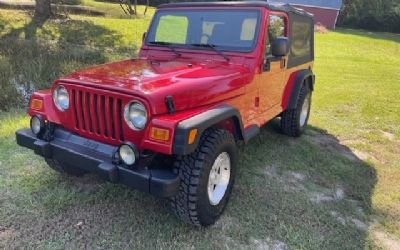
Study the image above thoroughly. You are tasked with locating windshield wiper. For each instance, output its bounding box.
[188,43,230,62]
[148,41,181,57]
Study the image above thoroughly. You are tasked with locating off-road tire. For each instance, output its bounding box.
[281,83,312,137]
[45,158,87,176]
[170,128,238,226]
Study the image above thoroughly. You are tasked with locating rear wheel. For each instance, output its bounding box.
[45,158,87,176]
[170,128,238,226]
[281,83,312,137]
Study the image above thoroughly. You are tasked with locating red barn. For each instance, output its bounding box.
[269,0,343,29]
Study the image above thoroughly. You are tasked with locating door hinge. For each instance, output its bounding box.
[255,97,260,107]
[281,58,286,68]
[263,59,270,71]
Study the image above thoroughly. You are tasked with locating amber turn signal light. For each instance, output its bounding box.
[188,129,198,145]
[31,99,43,110]
[150,127,170,141]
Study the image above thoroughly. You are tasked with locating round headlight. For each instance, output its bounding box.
[53,85,69,111]
[124,101,147,130]
[119,144,137,166]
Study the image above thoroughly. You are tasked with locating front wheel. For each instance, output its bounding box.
[281,84,312,137]
[170,128,238,226]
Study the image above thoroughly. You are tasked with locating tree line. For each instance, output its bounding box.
[337,0,400,33]
[33,0,400,33]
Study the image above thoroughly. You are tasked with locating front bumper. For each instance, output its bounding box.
[15,128,179,198]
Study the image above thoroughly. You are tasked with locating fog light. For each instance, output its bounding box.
[30,115,45,136]
[118,144,137,166]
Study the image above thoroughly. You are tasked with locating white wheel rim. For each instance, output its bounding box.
[300,93,311,127]
[207,152,231,206]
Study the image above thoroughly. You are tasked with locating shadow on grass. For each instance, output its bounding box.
[2,15,48,40]
[0,118,377,249]
[335,28,400,44]
[0,15,136,111]
[0,18,7,30]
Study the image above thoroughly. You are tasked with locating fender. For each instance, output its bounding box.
[172,104,247,155]
[283,69,315,110]
[28,90,61,124]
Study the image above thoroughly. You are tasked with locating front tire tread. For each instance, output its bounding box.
[170,129,236,226]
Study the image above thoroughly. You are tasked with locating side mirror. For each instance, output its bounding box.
[271,37,289,57]
[142,32,147,43]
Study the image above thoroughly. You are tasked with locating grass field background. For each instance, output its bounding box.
[0,7,400,249]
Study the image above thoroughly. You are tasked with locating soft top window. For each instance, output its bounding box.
[291,20,311,58]
[287,13,314,67]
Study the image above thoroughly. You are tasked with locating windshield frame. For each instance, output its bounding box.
[145,8,262,53]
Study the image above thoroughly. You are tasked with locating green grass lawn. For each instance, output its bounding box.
[0,0,156,18]
[81,0,156,18]
[1,9,400,249]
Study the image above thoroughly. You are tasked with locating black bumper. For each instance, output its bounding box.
[15,128,179,198]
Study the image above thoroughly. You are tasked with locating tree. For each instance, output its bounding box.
[34,0,51,19]
[338,0,400,32]
[120,0,150,16]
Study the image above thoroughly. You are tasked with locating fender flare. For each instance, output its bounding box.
[286,69,315,109]
[172,104,247,155]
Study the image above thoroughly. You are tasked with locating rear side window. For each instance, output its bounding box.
[287,14,314,68]
[291,20,311,57]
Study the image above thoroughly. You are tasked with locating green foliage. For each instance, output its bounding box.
[95,0,167,7]
[0,10,149,111]
[338,0,400,33]
[80,0,155,18]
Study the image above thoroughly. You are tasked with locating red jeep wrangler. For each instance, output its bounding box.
[16,1,315,226]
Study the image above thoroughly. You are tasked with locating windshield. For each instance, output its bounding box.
[146,9,261,52]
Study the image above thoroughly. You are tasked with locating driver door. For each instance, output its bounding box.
[259,14,289,114]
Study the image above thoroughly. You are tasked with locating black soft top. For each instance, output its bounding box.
[158,1,313,18]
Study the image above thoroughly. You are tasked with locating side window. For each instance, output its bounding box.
[155,15,188,44]
[291,20,311,57]
[266,15,285,55]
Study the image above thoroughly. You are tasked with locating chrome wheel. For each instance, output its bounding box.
[300,93,311,127]
[207,152,231,206]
